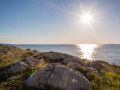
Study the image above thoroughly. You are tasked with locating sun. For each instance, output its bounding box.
[81,13,93,24]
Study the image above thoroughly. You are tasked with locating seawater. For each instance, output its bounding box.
[12,44,120,65]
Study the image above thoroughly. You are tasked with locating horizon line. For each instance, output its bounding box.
[1,43,120,45]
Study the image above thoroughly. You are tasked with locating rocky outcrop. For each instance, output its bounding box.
[87,61,107,71]
[23,57,45,67]
[0,61,28,81]
[0,57,46,81]
[36,52,87,66]
[8,61,28,74]
[26,63,92,90]
[7,57,46,74]
[36,52,68,60]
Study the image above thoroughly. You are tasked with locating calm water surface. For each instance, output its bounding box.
[13,44,120,65]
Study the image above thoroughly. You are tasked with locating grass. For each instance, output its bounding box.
[87,68,120,90]
[0,45,40,69]
[74,64,89,75]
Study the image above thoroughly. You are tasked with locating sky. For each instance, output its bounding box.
[0,0,120,44]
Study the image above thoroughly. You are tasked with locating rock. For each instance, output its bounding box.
[23,57,46,67]
[26,63,92,90]
[68,62,81,70]
[64,57,73,63]
[36,52,68,60]
[87,67,102,77]
[0,49,7,55]
[64,57,87,67]
[26,48,31,51]
[33,50,38,53]
[8,61,28,74]
[8,76,17,80]
[86,67,108,81]
[36,54,45,59]
[23,57,35,67]
[36,52,88,68]
[7,46,16,51]
[87,61,107,71]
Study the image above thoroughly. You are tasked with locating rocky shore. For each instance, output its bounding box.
[0,44,120,90]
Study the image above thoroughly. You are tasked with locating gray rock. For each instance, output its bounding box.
[8,61,28,74]
[26,63,92,90]
[68,62,81,70]
[36,52,68,60]
[64,57,87,67]
[23,57,35,67]
[87,61,107,71]
[23,57,46,67]
[37,52,87,66]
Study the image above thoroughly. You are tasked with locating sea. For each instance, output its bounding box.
[11,44,120,65]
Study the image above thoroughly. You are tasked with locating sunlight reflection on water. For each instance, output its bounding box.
[77,44,97,60]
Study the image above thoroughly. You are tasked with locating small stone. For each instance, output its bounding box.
[33,50,38,53]
[26,48,31,51]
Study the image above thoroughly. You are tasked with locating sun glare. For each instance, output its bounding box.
[81,13,93,24]
[77,44,97,60]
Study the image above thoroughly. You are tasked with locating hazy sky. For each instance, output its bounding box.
[0,0,120,44]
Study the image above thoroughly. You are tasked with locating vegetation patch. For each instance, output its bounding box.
[74,64,89,75]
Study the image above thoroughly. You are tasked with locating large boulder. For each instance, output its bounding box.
[26,63,92,90]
